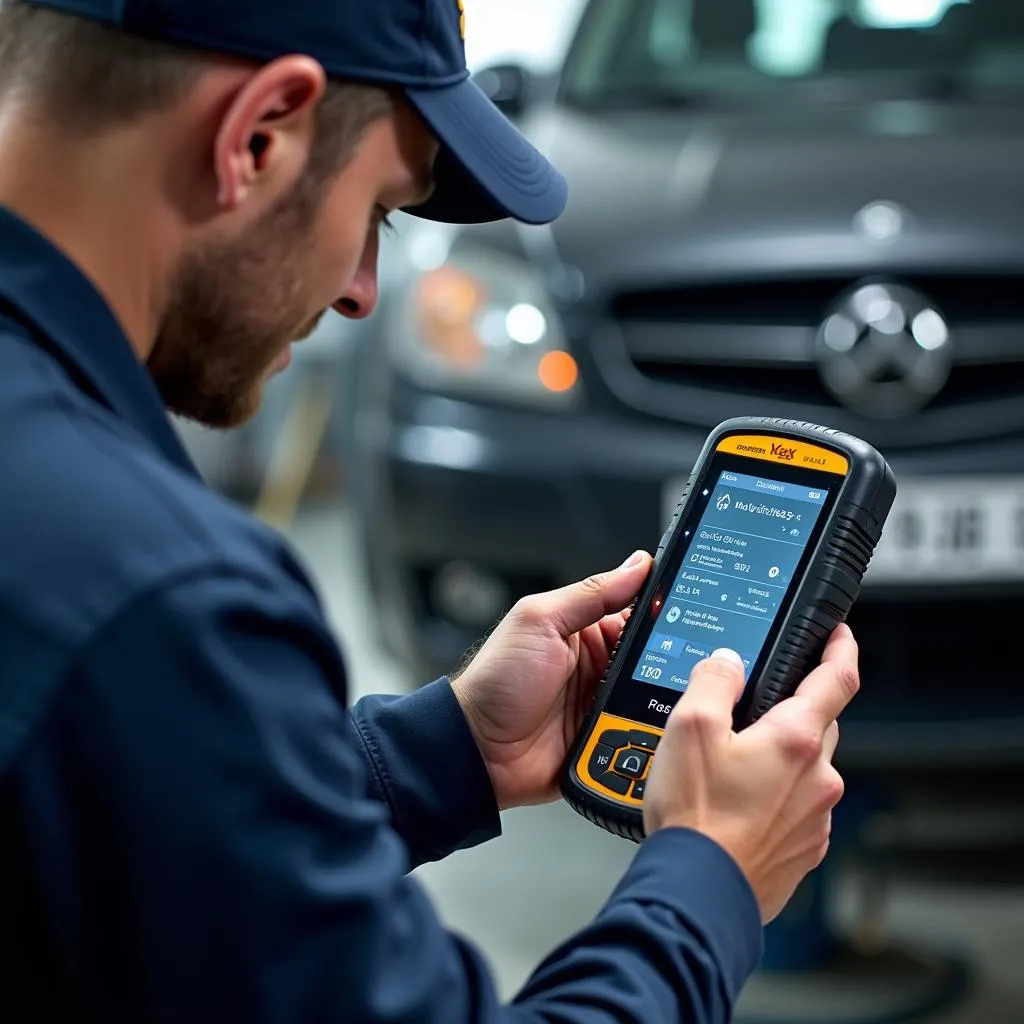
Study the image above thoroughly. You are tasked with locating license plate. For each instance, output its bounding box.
[663,475,1024,585]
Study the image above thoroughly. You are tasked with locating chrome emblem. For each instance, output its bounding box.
[815,281,953,419]
[854,200,907,244]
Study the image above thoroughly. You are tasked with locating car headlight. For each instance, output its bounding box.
[391,241,581,407]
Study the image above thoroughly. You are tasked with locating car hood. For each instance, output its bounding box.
[519,98,1024,298]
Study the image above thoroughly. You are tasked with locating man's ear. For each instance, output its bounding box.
[212,55,327,210]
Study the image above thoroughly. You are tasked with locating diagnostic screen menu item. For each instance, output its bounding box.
[633,470,830,693]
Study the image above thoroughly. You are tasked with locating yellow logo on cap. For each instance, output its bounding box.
[458,0,466,40]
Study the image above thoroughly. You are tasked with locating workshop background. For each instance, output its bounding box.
[178,1,1024,1021]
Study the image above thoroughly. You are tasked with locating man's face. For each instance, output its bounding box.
[148,100,437,430]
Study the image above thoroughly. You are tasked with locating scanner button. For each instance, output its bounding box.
[598,729,630,750]
[588,744,615,778]
[614,749,650,779]
[631,780,646,800]
[599,771,631,796]
[628,730,660,751]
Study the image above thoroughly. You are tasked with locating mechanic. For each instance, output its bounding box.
[0,1,858,1021]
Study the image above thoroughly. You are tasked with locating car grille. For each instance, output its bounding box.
[604,274,1024,447]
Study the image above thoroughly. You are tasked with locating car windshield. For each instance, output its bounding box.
[560,0,1024,108]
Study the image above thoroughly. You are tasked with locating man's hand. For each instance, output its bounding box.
[451,551,653,811]
[643,626,860,923]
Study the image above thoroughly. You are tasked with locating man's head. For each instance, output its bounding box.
[0,0,566,428]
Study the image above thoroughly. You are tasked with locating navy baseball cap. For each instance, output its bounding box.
[20,0,568,226]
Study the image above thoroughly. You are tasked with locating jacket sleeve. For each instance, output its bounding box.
[13,566,763,1023]
[350,680,503,867]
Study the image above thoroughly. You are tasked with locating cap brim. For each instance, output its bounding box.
[402,77,568,226]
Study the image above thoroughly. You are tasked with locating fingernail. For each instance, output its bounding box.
[619,550,644,569]
[710,648,744,668]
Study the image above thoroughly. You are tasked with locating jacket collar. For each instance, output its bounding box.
[0,205,201,479]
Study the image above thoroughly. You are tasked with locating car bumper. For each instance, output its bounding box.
[358,383,1024,776]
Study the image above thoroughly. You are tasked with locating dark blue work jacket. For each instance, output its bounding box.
[0,205,762,1022]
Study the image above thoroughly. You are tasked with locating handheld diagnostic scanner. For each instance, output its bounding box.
[561,417,897,843]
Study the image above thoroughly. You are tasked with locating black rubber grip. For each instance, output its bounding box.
[563,790,647,843]
[745,515,872,723]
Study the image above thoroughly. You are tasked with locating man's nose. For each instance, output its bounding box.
[333,233,380,320]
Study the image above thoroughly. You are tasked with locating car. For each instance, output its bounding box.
[350,0,1024,869]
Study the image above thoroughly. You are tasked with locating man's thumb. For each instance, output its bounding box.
[538,550,652,637]
[672,648,748,734]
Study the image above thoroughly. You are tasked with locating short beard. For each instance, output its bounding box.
[148,171,330,430]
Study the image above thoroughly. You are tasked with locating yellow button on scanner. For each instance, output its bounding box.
[577,714,663,804]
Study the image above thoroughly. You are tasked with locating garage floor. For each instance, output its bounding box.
[284,501,1024,1023]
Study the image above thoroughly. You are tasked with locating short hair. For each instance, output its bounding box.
[0,1,394,175]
